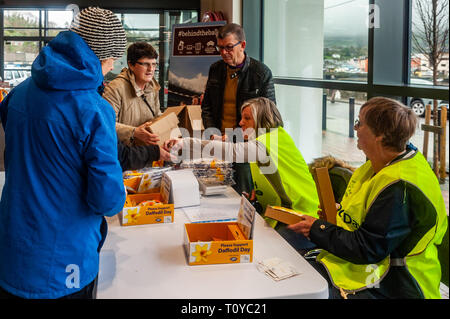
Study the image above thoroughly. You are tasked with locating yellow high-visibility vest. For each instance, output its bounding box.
[317,151,447,298]
[250,127,319,228]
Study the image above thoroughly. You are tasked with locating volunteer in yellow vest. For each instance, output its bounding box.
[166,97,320,250]
[288,97,448,299]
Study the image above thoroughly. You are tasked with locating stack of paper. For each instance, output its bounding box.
[256,257,301,281]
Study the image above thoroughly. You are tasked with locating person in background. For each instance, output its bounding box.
[166,97,319,252]
[0,7,127,299]
[288,97,448,299]
[201,23,276,195]
[103,42,162,146]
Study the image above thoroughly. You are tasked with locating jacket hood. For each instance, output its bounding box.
[31,31,103,90]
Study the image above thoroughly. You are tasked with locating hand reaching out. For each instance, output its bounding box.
[163,138,182,152]
[159,146,177,162]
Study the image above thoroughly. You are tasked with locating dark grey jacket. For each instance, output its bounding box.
[117,140,160,171]
[201,54,276,130]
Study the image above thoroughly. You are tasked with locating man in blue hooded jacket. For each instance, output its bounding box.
[0,7,127,299]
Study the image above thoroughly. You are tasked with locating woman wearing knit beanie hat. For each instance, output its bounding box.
[70,7,127,75]
[70,7,127,61]
[0,8,127,299]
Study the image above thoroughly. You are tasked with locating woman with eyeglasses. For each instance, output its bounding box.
[288,97,448,299]
[103,42,162,146]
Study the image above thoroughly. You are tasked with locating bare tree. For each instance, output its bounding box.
[412,0,449,86]
[412,0,448,177]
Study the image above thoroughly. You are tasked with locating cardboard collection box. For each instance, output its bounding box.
[120,191,174,226]
[121,168,202,226]
[123,167,172,194]
[146,104,204,146]
[264,205,305,225]
[121,167,175,226]
[184,195,256,266]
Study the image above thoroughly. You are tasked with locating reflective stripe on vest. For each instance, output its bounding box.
[316,151,447,298]
[249,127,319,228]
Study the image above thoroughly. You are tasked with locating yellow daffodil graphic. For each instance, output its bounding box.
[125,208,141,224]
[141,177,153,190]
[192,244,212,263]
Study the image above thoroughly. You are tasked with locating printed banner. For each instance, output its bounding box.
[168,21,225,107]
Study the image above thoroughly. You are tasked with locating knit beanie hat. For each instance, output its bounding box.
[69,7,127,60]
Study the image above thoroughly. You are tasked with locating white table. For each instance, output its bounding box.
[97,187,328,299]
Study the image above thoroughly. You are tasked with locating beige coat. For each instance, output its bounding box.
[103,68,162,144]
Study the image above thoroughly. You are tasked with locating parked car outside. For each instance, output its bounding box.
[3,69,29,87]
[409,78,448,118]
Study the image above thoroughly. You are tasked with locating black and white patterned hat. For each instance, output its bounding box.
[69,7,127,60]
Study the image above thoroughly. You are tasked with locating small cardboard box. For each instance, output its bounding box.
[312,167,337,224]
[184,195,256,266]
[120,191,174,226]
[147,112,182,146]
[264,205,305,225]
[163,104,204,135]
[146,105,204,146]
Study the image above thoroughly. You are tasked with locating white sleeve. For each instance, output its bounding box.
[181,138,270,163]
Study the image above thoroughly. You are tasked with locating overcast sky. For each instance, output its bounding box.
[324,0,369,38]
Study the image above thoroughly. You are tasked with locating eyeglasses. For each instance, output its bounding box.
[216,41,241,52]
[135,61,158,69]
[354,118,361,129]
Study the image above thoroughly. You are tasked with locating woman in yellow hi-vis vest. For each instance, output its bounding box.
[289,97,448,299]
[165,97,320,251]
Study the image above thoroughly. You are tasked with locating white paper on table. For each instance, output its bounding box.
[256,257,301,281]
[182,200,240,223]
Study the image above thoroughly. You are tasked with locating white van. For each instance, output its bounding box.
[3,69,29,87]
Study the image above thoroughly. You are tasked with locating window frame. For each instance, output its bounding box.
[244,0,448,105]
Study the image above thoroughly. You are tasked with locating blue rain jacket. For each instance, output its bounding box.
[0,31,125,298]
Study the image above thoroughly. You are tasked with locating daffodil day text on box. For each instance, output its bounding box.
[184,196,256,265]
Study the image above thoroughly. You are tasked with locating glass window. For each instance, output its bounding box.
[324,0,369,82]
[4,71,12,81]
[405,96,449,170]
[4,41,39,69]
[46,10,73,29]
[263,0,368,81]
[123,14,159,29]
[322,89,367,167]
[274,84,324,163]
[4,10,40,28]
[4,29,40,37]
[411,0,449,87]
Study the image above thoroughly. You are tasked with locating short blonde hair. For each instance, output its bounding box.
[241,97,283,135]
[360,97,417,152]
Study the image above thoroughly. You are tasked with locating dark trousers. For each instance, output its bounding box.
[0,275,98,299]
[275,224,317,254]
